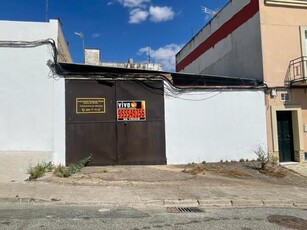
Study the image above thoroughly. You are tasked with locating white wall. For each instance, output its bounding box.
[176,0,263,80]
[165,88,267,164]
[0,20,66,168]
[0,46,54,151]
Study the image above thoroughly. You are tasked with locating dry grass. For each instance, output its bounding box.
[216,167,251,177]
[260,167,288,178]
[203,164,250,177]
[182,165,205,175]
[182,163,251,178]
[182,161,292,180]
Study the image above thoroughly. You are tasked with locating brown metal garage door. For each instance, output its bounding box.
[65,79,166,166]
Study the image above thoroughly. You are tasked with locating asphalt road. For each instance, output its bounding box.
[0,203,307,230]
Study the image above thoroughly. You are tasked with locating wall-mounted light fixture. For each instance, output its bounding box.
[270,88,277,97]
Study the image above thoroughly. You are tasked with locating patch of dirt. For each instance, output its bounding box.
[36,162,307,187]
[268,215,307,230]
[38,165,196,186]
[259,162,288,178]
[182,164,250,178]
[182,161,307,186]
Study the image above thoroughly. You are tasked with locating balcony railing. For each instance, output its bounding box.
[285,56,307,86]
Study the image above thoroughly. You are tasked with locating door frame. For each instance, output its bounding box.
[276,111,295,162]
[271,105,304,162]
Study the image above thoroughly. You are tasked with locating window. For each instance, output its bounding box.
[299,26,307,80]
[300,26,307,56]
[280,92,290,102]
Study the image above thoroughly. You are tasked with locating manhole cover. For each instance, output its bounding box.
[167,207,204,213]
[268,215,307,230]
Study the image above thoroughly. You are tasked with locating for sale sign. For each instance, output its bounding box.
[117,100,146,121]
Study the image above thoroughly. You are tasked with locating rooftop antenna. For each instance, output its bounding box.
[201,6,217,18]
[147,45,151,63]
[74,32,85,63]
[201,0,221,19]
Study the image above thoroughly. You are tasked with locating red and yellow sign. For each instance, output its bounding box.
[117,100,146,121]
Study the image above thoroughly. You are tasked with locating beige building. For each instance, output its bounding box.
[176,0,307,163]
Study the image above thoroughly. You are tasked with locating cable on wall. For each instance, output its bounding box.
[0,39,61,79]
[0,39,265,101]
[0,39,57,63]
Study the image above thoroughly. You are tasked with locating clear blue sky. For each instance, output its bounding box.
[1,0,228,71]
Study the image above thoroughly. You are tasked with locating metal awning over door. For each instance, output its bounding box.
[65,79,166,166]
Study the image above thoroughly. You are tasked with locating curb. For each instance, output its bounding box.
[0,197,50,203]
[198,199,231,207]
[231,199,264,207]
[262,200,294,207]
[163,199,199,207]
[161,199,307,208]
[1,197,307,208]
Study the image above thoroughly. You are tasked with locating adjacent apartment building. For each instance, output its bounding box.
[176,0,307,163]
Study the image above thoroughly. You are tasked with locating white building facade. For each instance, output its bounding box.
[165,87,267,164]
[0,19,71,180]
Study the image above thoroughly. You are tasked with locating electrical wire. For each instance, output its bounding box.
[0,39,57,63]
[0,39,265,101]
[0,39,61,80]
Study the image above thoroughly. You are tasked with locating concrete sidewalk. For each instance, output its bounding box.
[0,180,307,208]
[283,162,307,177]
[0,165,307,208]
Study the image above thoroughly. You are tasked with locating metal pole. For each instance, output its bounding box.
[148,45,151,63]
[82,35,85,56]
[81,33,85,63]
[75,32,85,63]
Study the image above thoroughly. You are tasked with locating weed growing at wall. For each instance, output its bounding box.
[27,162,54,180]
[27,155,92,180]
[255,145,279,166]
[53,155,92,178]
[254,145,268,169]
